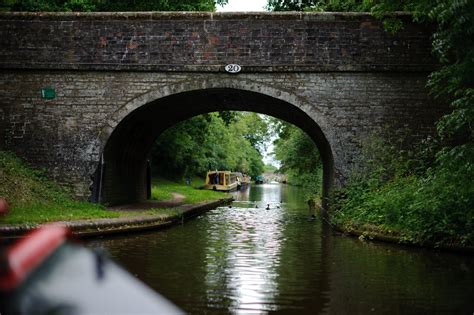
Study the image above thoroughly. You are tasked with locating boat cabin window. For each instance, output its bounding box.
[207,172,227,185]
[208,173,217,185]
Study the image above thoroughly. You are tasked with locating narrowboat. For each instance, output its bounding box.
[204,170,239,192]
[243,174,251,185]
[232,172,251,190]
[254,175,264,184]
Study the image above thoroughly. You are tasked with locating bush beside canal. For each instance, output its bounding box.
[331,135,474,248]
[0,151,227,225]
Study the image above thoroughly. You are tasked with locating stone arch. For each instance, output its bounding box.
[95,79,335,209]
[99,78,331,145]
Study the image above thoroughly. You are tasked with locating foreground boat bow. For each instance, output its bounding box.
[0,224,183,315]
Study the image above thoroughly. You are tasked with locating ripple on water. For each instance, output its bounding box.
[87,184,474,314]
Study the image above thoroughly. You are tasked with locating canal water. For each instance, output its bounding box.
[88,184,473,314]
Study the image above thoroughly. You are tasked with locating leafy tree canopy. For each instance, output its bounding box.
[272,119,322,194]
[267,1,474,148]
[2,0,228,12]
[266,0,474,246]
[151,112,269,180]
[268,0,474,182]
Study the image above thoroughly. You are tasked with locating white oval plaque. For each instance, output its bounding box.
[225,64,241,73]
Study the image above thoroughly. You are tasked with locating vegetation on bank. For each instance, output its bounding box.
[151,112,270,180]
[0,151,226,225]
[0,151,119,224]
[331,133,474,247]
[272,121,323,200]
[151,177,229,204]
[267,0,474,247]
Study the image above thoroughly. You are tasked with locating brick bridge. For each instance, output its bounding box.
[0,12,445,207]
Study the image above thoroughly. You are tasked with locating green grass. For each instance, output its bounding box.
[331,141,474,247]
[0,151,120,224]
[151,177,229,204]
[6,202,119,225]
[0,151,227,225]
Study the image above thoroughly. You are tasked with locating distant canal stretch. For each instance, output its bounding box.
[88,184,473,314]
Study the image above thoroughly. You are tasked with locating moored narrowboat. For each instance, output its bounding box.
[204,171,239,192]
[254,175,264,184]
[232,172,251,190]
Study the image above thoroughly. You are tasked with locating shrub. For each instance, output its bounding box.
[332,135,474,247]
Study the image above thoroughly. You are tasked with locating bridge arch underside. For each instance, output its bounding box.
[99,88,333,207]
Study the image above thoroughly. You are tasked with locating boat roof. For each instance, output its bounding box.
[207,170,231,174]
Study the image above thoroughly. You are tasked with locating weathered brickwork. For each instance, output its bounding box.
[0,12,445,205]
[0,12,434,72]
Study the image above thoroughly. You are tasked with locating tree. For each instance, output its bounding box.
[266,0,474,245]
[232,112,271,154]
[272,120,322,192]
[266,1,474,149]
[151,114,213,179]
[151,112,268,180]
[3,0,228,12]
[266,0,369,12]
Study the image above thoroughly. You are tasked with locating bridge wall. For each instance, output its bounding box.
[0,12,445,203]
[0,12,434,72]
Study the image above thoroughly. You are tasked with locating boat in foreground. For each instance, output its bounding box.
[0,225,183,315]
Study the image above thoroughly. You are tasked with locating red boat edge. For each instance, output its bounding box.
[0,224,184,315]
[0,224,70,290]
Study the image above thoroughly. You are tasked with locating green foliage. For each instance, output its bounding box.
[5,0,98,11]
[266,0,377,12]
[0,151,117,224]
[332,135,474,247]
[268,0,474,247]
[264,164,278,173]
[151,177,228,204]
[151,112,268,180]
[0,151,227,224]
[425,1,474,152]
[272,121,322,198]
[3,0,228,11]
[237,112,271,154]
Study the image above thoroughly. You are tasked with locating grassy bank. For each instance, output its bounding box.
[0,151,119,225]
[151,177,228,204]
[0,151,227,225]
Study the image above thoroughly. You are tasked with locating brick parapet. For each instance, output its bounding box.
[0,12,436,72]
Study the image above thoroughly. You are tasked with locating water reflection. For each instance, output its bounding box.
[87,184,474,314]
[205,200,283,312]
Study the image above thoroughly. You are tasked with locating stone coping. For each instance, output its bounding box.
[0,198,233,239]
